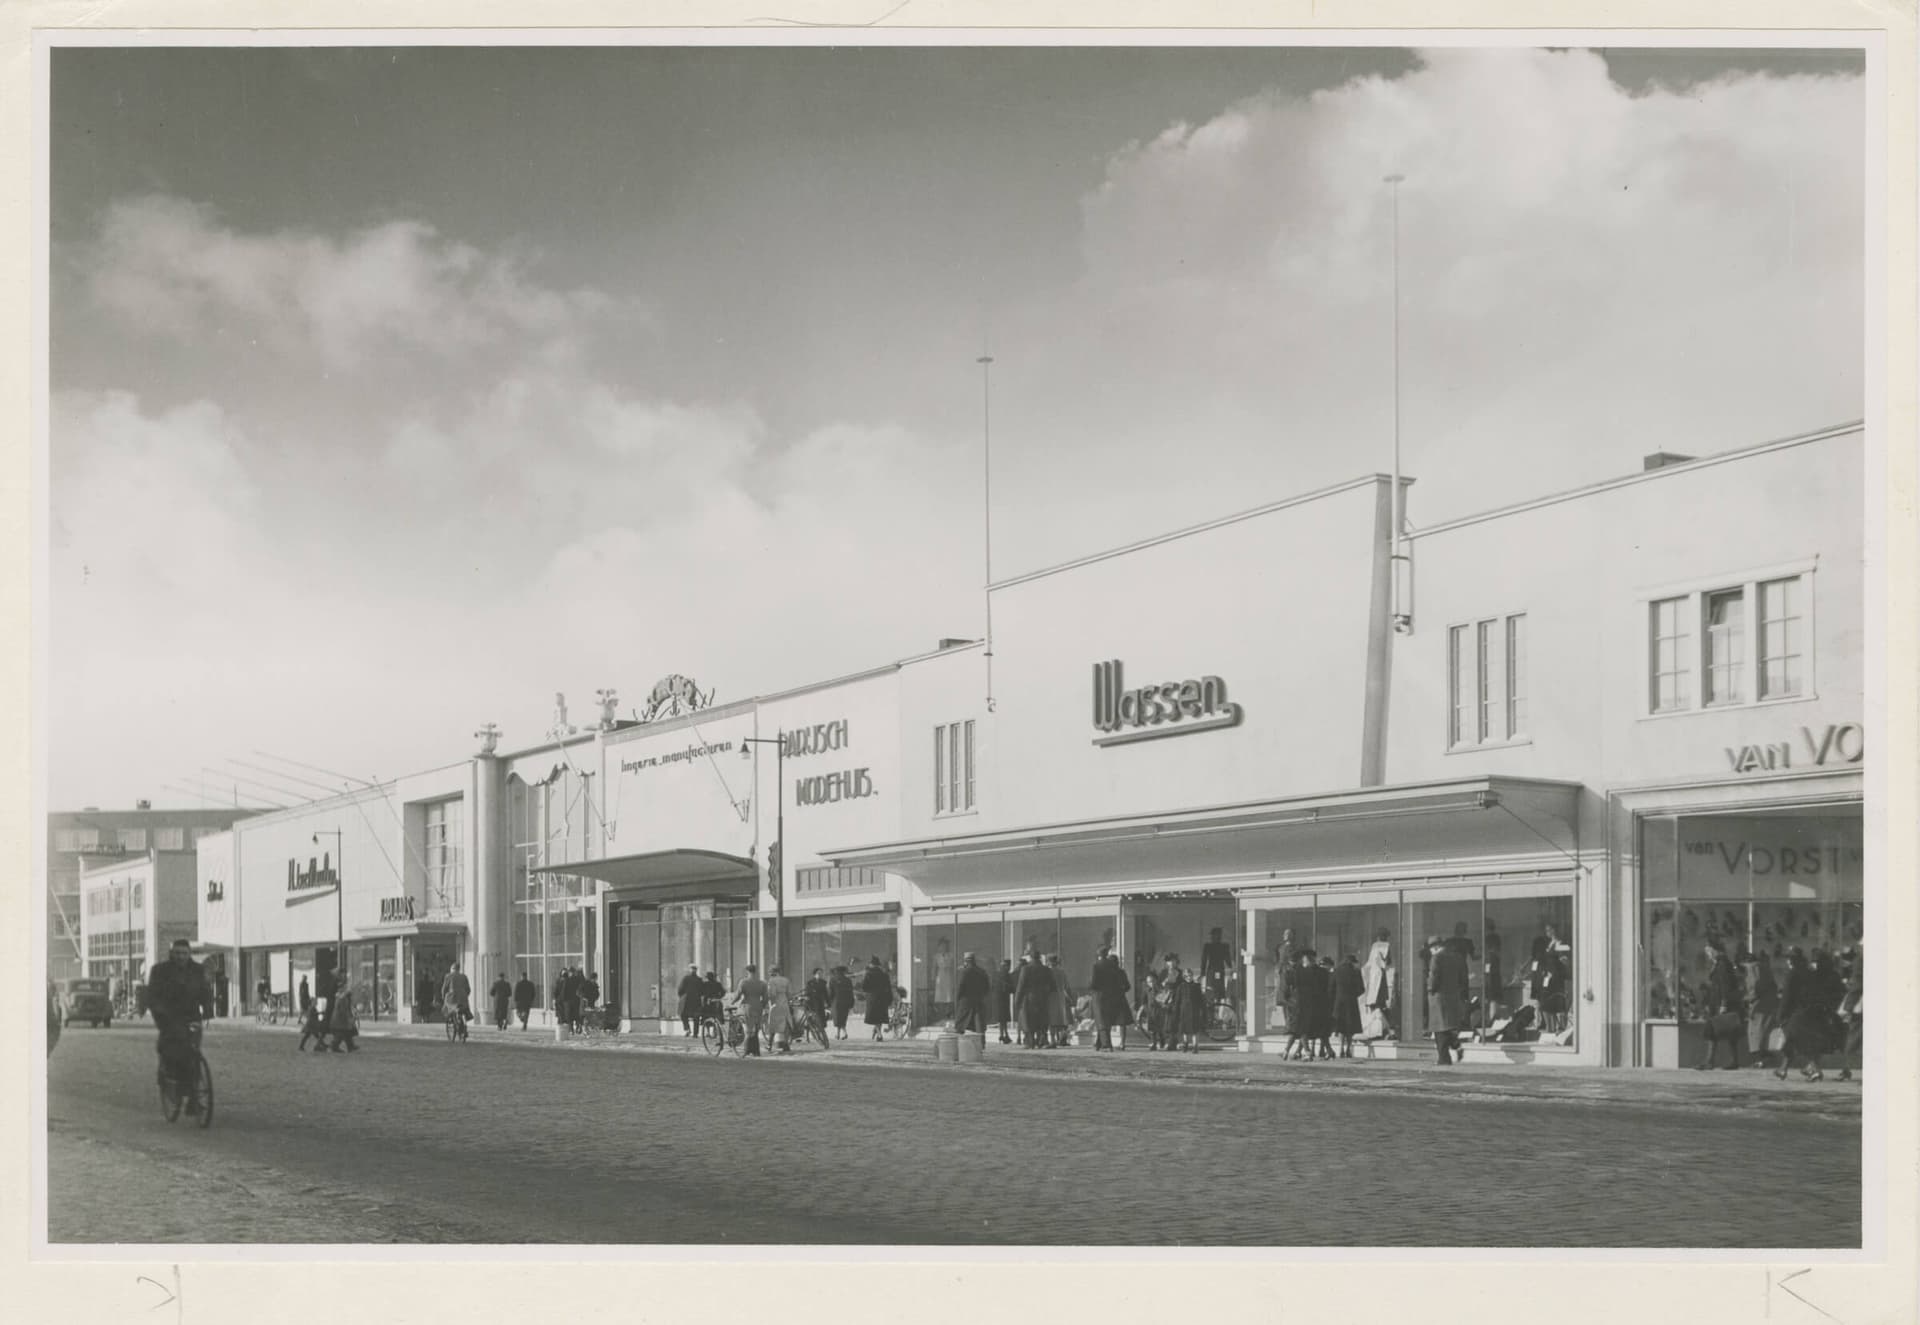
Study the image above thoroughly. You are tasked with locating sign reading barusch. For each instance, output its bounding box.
[1091,659,1243,747]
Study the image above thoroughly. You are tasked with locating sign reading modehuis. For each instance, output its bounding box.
[1724,723,1864,775]
[1090,659,1243,747]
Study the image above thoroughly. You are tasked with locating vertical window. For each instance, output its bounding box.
[1758,576,1803,699]
[424,799,465,913]
[1505,614,1527,736]
[934,722,977,813]
[963,720,975,811]
[933,729,947,814]
[1475,621,1495,743]
[120,829,147,851]
[1702,588,1745,706]
[153,827,184,850]
[1650,597,1690,713]
[1447,626,1466,747]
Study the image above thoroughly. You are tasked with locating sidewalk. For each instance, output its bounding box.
[239,1017,1863,1122]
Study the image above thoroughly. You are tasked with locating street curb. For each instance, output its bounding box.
[225,1019,1861,1122]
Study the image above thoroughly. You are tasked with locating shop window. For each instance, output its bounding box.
[933,720,976,815]
[1645,570,1811,715]
[1447,613,1527,748]
[1640,810,1862,1029]
[1485,891,1575,1042]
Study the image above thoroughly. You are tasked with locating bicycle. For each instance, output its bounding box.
[445,1006,469,1044]
[157,1022,213,1129]
[886,1000,914,1040]
[255,993,287,1026]
[702,1005,748,1057]
[797,1005,830,1050]
[1204,994,1241,1043]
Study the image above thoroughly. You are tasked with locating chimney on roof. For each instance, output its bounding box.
[135,799,151,810]
[1643,451,1696,472]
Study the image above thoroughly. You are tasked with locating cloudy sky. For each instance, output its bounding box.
[46,44,1864,810]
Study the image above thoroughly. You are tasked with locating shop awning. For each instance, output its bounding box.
[354,919,469,940]
[822,775,1584,899]
[531,848,758,905]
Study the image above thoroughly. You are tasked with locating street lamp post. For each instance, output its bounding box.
[739,735,787,972]
[313,830,344,1007]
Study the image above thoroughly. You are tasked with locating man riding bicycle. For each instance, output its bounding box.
[147,939,213,1114]
[440,964,473,1027]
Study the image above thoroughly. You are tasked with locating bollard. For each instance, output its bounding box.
[956,1032,983,1064]
[934,1032,959,1063]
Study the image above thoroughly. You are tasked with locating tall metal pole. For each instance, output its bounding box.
[774,737,785,973]
[1384,173,1411,633]
[977,354,996,712]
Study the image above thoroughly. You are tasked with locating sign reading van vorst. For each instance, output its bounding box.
[1724,723,1864,775]
[1091,659,1243,747]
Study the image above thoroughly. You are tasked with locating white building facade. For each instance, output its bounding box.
[194,422,1865,1067]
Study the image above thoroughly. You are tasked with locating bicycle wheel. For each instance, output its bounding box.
[445,1015,457,1043]
[192,1055,214,1129]
[158,1067,182,1123]
[699,1017,723,1056]
[725,1017,746,1057]
[1206,1001,1239,1042]
[811,1016,829,1049]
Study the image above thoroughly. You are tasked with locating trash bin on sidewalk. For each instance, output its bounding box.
[934,1032,959,1063]
[956,1032,984,1064]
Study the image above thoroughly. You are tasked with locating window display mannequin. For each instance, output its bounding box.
[932,937,955,1022]
[1200,927,1233,1001]
[1360,928,1394,1042]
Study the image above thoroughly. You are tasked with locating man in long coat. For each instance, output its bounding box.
[675,963,703,1036]
[512,971,536,1029]
[1428,936,1471,1065]
[1012,953,1054,1049]
[736,964,769,1056]
[952,952,991,1035]
[1091,951,1132,1051]
[490,973,512,1030]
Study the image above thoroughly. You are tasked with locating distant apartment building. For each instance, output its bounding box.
[47,804,257,982]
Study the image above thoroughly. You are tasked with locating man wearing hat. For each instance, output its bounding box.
[146,939,213,1113]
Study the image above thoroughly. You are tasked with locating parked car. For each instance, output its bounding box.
[60,977,114,1028]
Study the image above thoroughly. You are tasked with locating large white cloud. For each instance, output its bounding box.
[49,48,1864,807]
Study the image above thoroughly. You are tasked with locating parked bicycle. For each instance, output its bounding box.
[1205,994,1241,1043]
[255,993,287,1026]
[157,1021,213,1129]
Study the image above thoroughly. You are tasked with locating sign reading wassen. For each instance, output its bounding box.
[1091,659,1243,747]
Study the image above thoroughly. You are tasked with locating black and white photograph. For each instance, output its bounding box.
[23,15,1907,1285]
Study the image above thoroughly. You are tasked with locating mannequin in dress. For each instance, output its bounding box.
[1360,928,1394,1041]
[932,937,956,1023]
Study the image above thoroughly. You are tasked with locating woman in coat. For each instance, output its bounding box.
[990,959,1015,1044]
[828,966,856,1039]
[1774,947,1826,1081]
[859,957,893,1041]
[1331,953,1366,1058]
[1045,954,1072,1047]
[1742,947,1780,1068]
[1012,954,1053,1049]
[802,967,831,1028]
[765,966,795,1053]
[1165,962,1207,1053]
[1293,950,1330,1061]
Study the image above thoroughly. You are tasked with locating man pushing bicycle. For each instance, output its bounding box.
[147,939,213,1115]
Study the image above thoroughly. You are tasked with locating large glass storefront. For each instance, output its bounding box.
[614,901,752,1022]
[1248,879,1577,1049]
[907,896,1237,1030]
[767,909,901,988]
[1639,806,1861,1054]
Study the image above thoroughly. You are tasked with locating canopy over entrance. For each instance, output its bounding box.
[532,848,758,906]
[823,776,1584,901]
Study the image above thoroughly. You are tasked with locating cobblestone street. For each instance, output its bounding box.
[46,1022,1861,1247]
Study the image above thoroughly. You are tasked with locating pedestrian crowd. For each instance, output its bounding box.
[1692,940,1863,1083]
